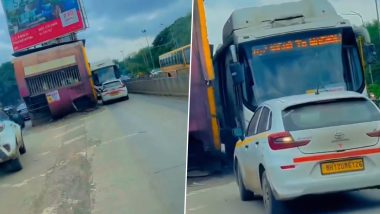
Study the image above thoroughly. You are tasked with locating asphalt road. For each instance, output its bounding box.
[0,94,188,214]
[186,170,380,214]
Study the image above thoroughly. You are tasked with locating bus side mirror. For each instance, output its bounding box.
[114,65,121,78]
[229,63,245,85]
[365,44,377,65]
[233,128,245,141]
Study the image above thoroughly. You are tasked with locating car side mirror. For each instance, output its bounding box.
[364,43,377,65]
[233,128,245,141]
[229,63,245,85]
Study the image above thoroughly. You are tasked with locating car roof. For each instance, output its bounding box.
[262,91,367,111]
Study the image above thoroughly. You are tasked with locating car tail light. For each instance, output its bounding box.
[268,132,310,150]
[367,130,380,137]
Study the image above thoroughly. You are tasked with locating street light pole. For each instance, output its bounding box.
[160,23,178,49]
[376,0,380,40]
[120,50,125,60]
[142,29,155,70]
[120,50,127,72]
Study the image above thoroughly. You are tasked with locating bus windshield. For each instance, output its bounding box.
[93,66,117,86]
[242,29,364,106]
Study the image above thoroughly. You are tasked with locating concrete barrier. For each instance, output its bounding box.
[126,70,189,97]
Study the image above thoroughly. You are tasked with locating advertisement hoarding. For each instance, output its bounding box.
[1,0,86,52]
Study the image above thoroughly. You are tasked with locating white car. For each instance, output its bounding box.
[100,79,129,104]
[234,91,380,214]
[0,110,26,172]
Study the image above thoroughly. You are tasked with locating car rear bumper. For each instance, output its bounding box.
[0,145,18,163]
[102,90,128,102]
[267,153,380,200]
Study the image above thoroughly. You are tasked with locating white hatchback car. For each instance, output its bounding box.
[0,110,26,172]
[234,91,380,214]
[100,79,129,104]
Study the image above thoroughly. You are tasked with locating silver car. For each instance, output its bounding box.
[0,110,26,172]
[100,79,129,104]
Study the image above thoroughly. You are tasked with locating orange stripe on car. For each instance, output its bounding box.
[293,148,380,164]
[235,133,270,149]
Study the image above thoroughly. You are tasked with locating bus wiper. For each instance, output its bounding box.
[271,15,305,24]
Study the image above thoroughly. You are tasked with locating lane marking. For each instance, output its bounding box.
[62,135,86,146]
[50,125,67,132]
[54,124,85,139]
[42,206,57,214]
[186,182,236,197]
[102,133,141,145]
[188,205,206,212]
[39,151,51,156]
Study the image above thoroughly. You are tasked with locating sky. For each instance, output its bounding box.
[0,0,192,63]
[205,0,379,47]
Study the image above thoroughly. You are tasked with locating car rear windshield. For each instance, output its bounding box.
[104,81,122,88]
[282,98,380,131]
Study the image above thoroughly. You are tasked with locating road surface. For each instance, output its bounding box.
[187,169,380,214]
[0,94,188,214]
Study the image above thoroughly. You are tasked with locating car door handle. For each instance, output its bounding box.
[245,145,249,149]
[255,142,259,146]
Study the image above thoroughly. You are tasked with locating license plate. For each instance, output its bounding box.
[320,158,364,175]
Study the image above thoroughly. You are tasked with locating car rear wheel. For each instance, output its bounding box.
[19,143,26,155]
[125,95,129,100]
[236,163,254,201]
[262,172,287,214]
[19,134,26,155]
[102,99,108,105]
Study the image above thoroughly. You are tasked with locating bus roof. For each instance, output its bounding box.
[222,0,348,45]
[91,59,115,71]
[159,44,190,60]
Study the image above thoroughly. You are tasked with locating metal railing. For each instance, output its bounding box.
[26,65,81,96]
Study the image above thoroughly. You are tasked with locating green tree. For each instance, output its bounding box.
[0,62,21,106]
[121,13,191,76]
[366,21,380,97]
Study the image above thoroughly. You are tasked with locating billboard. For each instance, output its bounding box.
[1,0,86,52]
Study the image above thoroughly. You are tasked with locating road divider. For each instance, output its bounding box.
[127,70,189,97]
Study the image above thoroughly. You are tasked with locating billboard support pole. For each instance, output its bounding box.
[142,29,156,70]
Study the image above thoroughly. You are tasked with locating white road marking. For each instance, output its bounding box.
[12,179,31,188]
[54,124,85,139]
[79,116,90,121]
[192,182,206,186]
[62,135,86,146]
[64,198,80,205]
[42,206,57,214]
[188,205,206,212]
[39,151,51,156]
[187,185,221,197]
[50,125,67,132]
[77,151,87,157]
[102,133,140,145]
